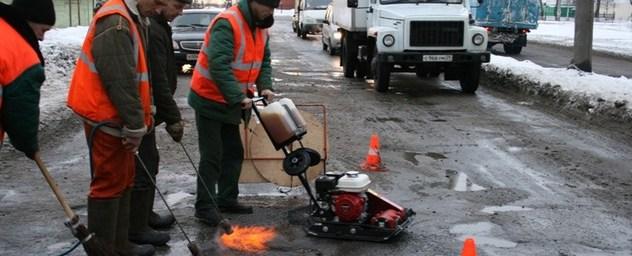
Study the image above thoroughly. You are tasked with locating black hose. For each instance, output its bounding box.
[55,239,81,256]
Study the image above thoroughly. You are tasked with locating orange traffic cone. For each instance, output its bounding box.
[461,238,477,256]
[361,133,385,172]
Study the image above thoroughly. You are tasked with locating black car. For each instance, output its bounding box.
[172,9,222,69]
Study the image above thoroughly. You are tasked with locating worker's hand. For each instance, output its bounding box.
[165,121,184,143]
[260,89,274,101]
[240,97,253,110]
[122,136,142,153]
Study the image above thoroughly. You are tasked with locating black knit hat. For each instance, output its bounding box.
[253,0,280,8]
[177,0,193,4]
[11,0,56,26]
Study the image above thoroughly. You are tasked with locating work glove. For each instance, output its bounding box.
[260,89,274,101]
[165,121,184,142]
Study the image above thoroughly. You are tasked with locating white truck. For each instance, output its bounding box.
[333,0,490,93]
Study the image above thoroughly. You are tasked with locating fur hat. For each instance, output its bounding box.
[11,0,56,26]
[253,0,280,8]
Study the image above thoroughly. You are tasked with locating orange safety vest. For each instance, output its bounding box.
[190,5,268,104]
[0,17,42,142]
[67,0,152,129]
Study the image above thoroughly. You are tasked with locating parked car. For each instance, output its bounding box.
[171,9,221,69]
[321,4,340,55]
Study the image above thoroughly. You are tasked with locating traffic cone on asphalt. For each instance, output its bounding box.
[461,237,477,256]
[361,133,385,172]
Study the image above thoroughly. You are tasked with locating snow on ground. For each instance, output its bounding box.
[485,54,632,119]
[530,21,632,59]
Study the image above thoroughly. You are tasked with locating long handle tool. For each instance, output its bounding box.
[33,154,117,256]
[135,153,201,256]
[178,142,233,235]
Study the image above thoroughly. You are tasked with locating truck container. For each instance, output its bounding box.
[472,0,539,54]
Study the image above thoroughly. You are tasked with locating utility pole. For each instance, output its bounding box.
[555,0,561,21]
[571,0,593,72]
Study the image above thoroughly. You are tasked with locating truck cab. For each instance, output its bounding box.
[334,0,490,93]
[295,0,331,38]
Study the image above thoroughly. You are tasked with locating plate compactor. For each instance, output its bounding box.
[252,98,415,242]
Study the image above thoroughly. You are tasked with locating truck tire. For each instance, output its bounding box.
[503,43,522,54]
[371,54,391,92]
[459,63,481,93]
[341,36,356,78]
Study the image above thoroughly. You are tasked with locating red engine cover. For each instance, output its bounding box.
[370,209,404,229]
[333,193,366,222]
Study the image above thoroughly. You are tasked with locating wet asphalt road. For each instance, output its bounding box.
[1,16,632,256]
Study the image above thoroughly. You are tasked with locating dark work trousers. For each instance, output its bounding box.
[134,130,159,190]
[194,112,244,212]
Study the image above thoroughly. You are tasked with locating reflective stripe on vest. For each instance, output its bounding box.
[190,5,267,104]
[67,0,152,126]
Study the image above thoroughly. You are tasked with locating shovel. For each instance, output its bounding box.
[33,153,117,256]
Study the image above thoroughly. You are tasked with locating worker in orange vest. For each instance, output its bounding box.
[66,0,165,255]
[188,0,278,226]
[0,0,54,159]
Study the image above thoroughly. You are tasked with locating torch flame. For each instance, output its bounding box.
[219,225,276,253]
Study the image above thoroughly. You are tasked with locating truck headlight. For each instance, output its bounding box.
[472,33,484,46]
[383,34,395,47]
[334,31,342,40]
[172,40,180,50]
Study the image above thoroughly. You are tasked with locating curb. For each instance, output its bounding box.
[481,65,632,125]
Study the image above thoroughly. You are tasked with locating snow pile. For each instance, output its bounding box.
[37,27,88,131]
[484,55,632,121]
[530,21,632,59]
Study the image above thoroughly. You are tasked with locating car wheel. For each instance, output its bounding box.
[327,39,335,55]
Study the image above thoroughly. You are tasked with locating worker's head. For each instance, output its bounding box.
[138,0,168,17]
[249,0,279,28]
[160,0,190,21]
[11,0,55,40]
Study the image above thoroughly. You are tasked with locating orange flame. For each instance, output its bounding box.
[219,225,276,253]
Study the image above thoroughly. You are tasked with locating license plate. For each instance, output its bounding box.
[186,54,198,61]
[423,55,453,62]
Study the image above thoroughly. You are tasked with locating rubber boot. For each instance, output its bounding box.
[147,188,175,229]
[129,188,170,246]
[87,196,119,249]
[116,189,155,256]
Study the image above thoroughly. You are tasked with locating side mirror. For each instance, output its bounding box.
[323,20,330,25]
[347,0,358,8]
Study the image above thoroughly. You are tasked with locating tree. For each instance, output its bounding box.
[571,0,593,72]
[555,0,562,21]
[594,0,601,18]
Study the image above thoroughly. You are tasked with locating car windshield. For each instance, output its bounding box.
[171,13,218,28]
[380,0,462,5]
[305,0,330,10]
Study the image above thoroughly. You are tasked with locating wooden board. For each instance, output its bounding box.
[239,109,327,187]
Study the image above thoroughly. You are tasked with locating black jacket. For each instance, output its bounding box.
[149,15,181,125]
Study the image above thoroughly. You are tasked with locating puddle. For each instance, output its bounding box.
[403,152,448,165]
[445,170,486,191]
[403,152,420,166]
[481,205,533,214]
[426,152,447,160]
[450,222,518,249]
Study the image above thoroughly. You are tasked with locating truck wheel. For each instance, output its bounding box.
[459,63,481,94]
[503,43,522,54]
[341,36,356,78]
[356,60,368,79]
[371,54,390,92]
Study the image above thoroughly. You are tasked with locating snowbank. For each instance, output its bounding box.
[530,21,632,59]
[483,55,632,122]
